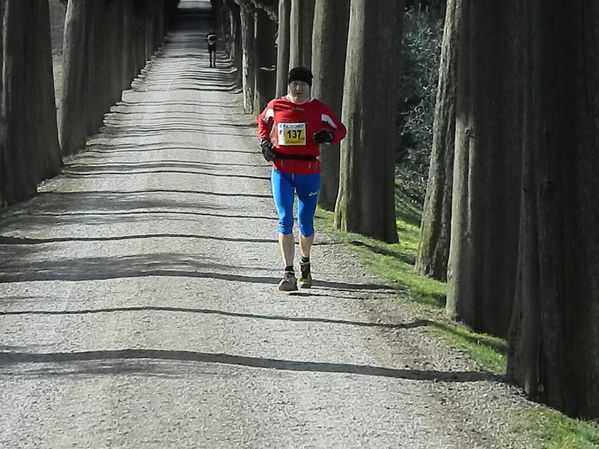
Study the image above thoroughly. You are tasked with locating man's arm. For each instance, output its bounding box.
[257,102,275,142]
[318,104,347,145]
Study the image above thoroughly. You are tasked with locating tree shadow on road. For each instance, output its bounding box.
[0,306,428,332]
[0,348,503,383]
[0,254,391,292]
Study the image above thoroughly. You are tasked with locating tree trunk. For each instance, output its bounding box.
[230,2,242,88]
[415,0,459,281]
[84,0,103,135]
[253,8,276,112]
[334,0,403,243]
[508,0,599,419]
[60,0,88,155]
[239,4,255,113]
[275,0,290,96]
[289,0,314,68]
[133,1,147,74]
[311,0,349,211]
[0,1,5,206]
[121,0,136,89]
[25,0,62,182]
[446,0,521,338]
[1,1,37,204]
[1,0,61,207]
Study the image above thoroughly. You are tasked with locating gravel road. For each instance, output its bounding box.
[0,2,535,448]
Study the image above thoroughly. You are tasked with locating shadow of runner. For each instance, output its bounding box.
[0,349,503,383]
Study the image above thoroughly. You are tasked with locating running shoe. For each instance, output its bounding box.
[278,271,298,291]
[299,262,312,289]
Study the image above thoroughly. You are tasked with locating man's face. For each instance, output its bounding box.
[288,81,310,104]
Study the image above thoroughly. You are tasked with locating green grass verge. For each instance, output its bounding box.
[511,409,599,449]
[425,319,507,374]
[314,200,507,375]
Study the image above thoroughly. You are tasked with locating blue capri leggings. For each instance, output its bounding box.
[271,169,321,237]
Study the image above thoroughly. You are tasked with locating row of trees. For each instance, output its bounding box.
[0,0,178,207]
[415,0,598,419]
[212,0,402,243]
[213,0,598,419]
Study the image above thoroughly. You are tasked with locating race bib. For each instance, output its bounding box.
[278,123,306,146]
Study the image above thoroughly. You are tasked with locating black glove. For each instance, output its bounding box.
[260,139,276,162]
[313,129,333,144]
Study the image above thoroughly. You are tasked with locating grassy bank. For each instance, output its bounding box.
[512,409,599,449]
[314,193,599,449]
[314,195,507,375]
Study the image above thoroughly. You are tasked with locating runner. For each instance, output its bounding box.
[257,67,347,291]
[205,30,217,67]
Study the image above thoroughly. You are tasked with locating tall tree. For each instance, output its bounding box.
[334,0,403,243]
[415,0,458,281]
[508,0,599,419]
[275,0,290,96]
[61,0,92,155]
[25,0,62,183]
[239,3,256,112]
[0,0,61,206]
[311,0,350,211]
[253,8,276,112]
[228,1,243,88]
[215,0,241,85]
[289,0,314,68]
[121,1,136,89]
[445,0,522,338]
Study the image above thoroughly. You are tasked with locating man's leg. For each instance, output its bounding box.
[279,233,295,267]
[296,173,320,288]
[271,169,297,290]
[299,234,314,260]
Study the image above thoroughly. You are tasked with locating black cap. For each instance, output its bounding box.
[288,67,313,87]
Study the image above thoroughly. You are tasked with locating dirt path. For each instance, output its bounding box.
[0,3,533,448]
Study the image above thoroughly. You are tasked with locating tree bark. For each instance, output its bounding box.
[1,1,37,204]
[508,0,599,419]
[216,0,242,86]
[415,0,459,281]
[446,0,521,338]
[275,0,290,96]
[25,0,62,182]
[230,2,243,88]
[0,1,5,206]
[334,0,403,243]
[121,0,136,89]
[239,4,255,112]
[289,0,314,68]
[60,0,88,155]
[253,8,276,112]
[1,0,61,206]
[311,0,349,211]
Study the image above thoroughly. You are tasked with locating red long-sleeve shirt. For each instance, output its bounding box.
[257,96,347,175]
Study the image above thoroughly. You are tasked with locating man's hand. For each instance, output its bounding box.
[260,139,276,161]
[313,129,333,144]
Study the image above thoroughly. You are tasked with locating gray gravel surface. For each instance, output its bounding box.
[0,2,536,448]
